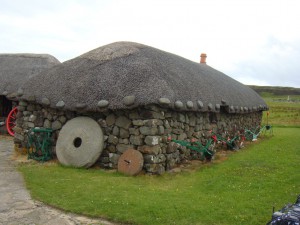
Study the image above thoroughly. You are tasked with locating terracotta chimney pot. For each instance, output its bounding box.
[200,53,207,64]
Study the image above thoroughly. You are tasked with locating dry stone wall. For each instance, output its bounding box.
[14,101,262,174]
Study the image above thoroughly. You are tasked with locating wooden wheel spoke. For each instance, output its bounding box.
[6,107,18,136]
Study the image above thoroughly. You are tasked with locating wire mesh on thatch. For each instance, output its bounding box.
[0,54,60,98]
[21,42,267,113]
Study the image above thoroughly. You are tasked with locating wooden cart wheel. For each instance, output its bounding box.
[6,107,18,136]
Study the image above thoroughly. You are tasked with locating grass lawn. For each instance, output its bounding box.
[261,96,300,127]
[19,127,300,225]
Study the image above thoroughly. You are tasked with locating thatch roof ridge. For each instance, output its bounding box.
[0,53,59,61]
[78,41,145,61]
[0,53,60,99]
[20,42,267,113]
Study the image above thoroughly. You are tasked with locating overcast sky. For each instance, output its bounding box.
[1,0,299,87]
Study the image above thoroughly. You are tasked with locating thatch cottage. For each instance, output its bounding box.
[14,42,268,174]
[0,54,60,135]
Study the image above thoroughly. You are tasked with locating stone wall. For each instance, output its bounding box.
[14,101,262,174]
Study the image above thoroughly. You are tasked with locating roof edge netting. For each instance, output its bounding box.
[19,42,268,113]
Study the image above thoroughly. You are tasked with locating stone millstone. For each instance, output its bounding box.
[56,117,104,168]
[118,149,144,176]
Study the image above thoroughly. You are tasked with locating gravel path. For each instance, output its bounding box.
[0,136,115,225]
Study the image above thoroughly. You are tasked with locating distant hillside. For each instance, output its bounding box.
[247,85,300,96]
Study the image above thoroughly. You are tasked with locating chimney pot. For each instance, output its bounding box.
[200,53,207,64]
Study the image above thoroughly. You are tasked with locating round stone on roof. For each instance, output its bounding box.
[41,97,50,106]
[215,104,220,111]
[159,98,171,106]
[2,91,8,96]
[174,100,184,109]
[123,95,135,106]
[97,100,109,108]
[208,103,213,111]
[186,101,194,109]
[56,100,65,109]
[197,100,204,109]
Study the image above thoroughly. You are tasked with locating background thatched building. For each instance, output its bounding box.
[0,54,60,99]
[0,54,60,135]
[15,42,268,174]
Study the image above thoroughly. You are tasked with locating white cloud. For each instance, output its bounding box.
[0,0,299,87]
[228,37,300,87]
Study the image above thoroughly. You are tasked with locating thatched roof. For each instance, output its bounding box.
[21,42,267,113]
[0,54,60,99]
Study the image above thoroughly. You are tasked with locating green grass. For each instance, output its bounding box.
[18,93,300,224]
[262,97,300,126]
[249,86,300,126]
[19,127,300,225]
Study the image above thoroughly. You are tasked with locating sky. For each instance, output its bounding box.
[1,0,300,87]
